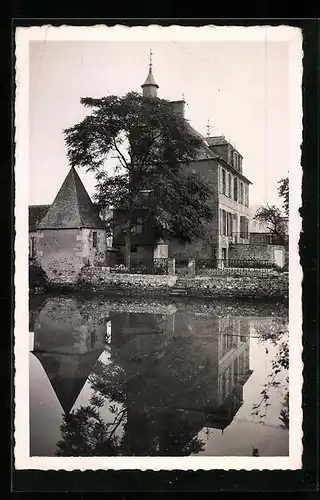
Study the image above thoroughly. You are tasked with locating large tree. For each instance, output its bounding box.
[253,204,288,245]
[64,92,213,267]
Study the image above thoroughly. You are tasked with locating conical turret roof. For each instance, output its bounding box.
[141,67,159,88]
[37,167,104,229]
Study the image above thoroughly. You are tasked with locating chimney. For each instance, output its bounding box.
[170,100,185,117]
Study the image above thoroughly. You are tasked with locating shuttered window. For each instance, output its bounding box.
[222,169,226,195]
[234,177,238,201]
[93,231,98,248]
[228,173,232,197]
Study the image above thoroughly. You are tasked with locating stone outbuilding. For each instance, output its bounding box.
[32,167,107,283]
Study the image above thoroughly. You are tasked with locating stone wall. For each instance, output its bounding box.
[77,267,177,296]
[37,264,288,302]
[229,243,274,261]
[229,243,286,269]
[185,274,288,302]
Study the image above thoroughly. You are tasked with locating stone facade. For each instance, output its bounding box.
[35,228,106,284]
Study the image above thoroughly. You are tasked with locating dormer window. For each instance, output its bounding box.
[232,151,236,169]
[240,158,243,172]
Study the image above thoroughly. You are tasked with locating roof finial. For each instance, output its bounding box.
[149,48,153,69]
[206,119,212,138]
[142,51,158,98]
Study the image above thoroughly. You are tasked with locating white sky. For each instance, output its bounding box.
[29,32,292,209]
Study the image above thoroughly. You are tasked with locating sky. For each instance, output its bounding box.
[28,34,291,209]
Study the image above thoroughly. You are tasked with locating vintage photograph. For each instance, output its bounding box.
[14,25,303,470]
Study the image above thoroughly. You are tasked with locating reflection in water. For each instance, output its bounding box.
[29,295,289,457]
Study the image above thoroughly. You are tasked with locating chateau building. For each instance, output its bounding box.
[29,59,252,274]
[113,62,252,263]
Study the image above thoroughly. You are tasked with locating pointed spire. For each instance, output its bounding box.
[37,167,104,229]
[141,49,159,98]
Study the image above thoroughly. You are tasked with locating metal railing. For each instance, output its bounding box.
[196,258,276,276]
[110,258,169,275]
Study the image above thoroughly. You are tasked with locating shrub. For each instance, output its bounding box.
[29,261,48,289]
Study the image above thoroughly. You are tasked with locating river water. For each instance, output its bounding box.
[29,293,289,457]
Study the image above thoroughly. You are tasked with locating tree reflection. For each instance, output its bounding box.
[56,405,124,456]
[251,318,289,428]
[55,314,251,457]
[28,299,252,457]
[55,333,210,456]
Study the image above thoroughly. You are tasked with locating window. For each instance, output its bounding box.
[240,217,244,238]
[219,165,223,193]
[92,231,98,248]
[221,210,234,237]
[233,177,238,201]
[30,236,36,259]
[240,216,249,239]
[228,212,233,236]
[220,209,223,235]
[233,213,238,235]
[240,182,244,204]
[245,184,249,206]
[228,147,232,164]
[228,173,232,197]
[222,169,226,195]
[220,209,227,236]
[223,210,227,235]
[225,172,229,196]
[233,151,237,169]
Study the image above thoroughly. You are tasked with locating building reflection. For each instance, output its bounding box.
[29,297,252,456]
[30,296,110,414]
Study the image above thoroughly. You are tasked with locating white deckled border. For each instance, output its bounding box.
[14,24,303,471]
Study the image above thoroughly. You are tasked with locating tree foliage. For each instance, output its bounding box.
[277,176,289,216]
[251,317,289,429]
[253,204,288,245]
[64,92,214,266]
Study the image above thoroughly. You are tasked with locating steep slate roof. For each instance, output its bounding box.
[37,167,104,229]
[184,122,218,161]
[29,205,50,232]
